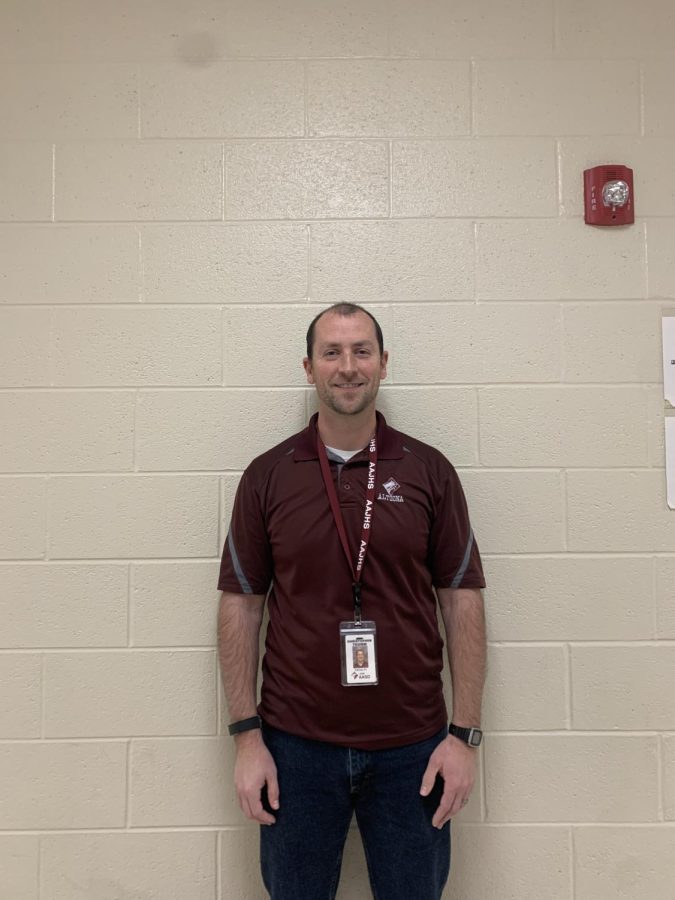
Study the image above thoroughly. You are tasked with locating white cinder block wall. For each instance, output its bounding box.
[1,1,674,897]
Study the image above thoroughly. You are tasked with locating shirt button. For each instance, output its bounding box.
[343,482,351,490]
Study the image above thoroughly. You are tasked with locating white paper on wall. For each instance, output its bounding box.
[663,315,675,407]
[666,418,675,510]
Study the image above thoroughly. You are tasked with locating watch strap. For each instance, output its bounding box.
[228,715,261,736]
[448,722,483,747]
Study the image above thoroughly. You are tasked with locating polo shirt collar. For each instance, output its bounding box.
[294,411,405,461]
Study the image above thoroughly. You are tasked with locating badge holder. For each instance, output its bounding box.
[340,620,378,686]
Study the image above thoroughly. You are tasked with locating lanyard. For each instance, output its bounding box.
[317,435,377,624]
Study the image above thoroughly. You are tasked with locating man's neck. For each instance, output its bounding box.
[316,409,377,451]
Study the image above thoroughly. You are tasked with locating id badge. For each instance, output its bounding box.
[340,620,378,686]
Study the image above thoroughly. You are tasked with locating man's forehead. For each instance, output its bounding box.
[313,311,377,346]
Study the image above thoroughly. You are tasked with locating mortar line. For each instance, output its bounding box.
[135,224,144,303]
[221,142,227,221]
[1,298,670,309]
[0,558,221,566]
[217,473,223,568]
[306,223,312,301]
[0,463,668,475]
[40,653,46,740]
[1,822,674,836]
[221,304,226,386]
[111,132,620,142]
[491,639,674,648]
[48,305,55,389]
[0,824,282,835]
[12,639,675,654]
[51,144,56,222]
[4,551,675,563]
[639,62,646,137]
[472,219,479,301]
[388,140,393,217]
[469,59,477,136]
[475,387,482,466]
[18,211,675,225]
[0,647,218,655]
[657,733,665,821]
[303,60,309,137]
[43,475,50,562]
[127,564,133,648]
[132,389,139,472]
[0,732,223,744]
[564,642,572,730]
[643,219,650,299]
[561,467,568,552]
[555,140,564,216]
[136,64,142,139]
[216,829,222,900]
[0,380,667,391]
[125,739,132,828]
[36,834,42,900]
[652,556,659,639]
[22,53,653,63]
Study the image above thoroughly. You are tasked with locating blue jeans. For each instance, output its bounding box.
[260,723,451,900]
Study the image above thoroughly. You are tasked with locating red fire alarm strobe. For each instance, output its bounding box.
[584,165,634,226]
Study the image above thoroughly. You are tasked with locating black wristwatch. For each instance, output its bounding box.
[448,722,483,747]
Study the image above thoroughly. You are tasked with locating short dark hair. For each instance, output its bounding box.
[305,303,384,359]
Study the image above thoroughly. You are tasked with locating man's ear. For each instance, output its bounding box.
[303,357,315,384]
[380,350,389,380]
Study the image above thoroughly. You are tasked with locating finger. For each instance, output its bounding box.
[431,786,457,828]
[266,768,280,811]
[432,806,452,829]
[248,794,277,826]
[239,789,276,826]
[419,759,439,796]
[446,793,470,821]
[436,811,453,829]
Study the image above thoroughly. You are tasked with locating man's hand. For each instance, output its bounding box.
[234,731,279,826]
[419,734,477,829]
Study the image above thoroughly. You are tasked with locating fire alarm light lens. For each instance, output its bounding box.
[602,179,630,209]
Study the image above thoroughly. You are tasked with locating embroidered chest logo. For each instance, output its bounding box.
[378,477,404,503]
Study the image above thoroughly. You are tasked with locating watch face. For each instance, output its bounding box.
[469,730,483,747]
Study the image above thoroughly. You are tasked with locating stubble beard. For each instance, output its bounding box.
[317,380,379,417]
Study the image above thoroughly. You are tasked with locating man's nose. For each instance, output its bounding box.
[339,352,357,373]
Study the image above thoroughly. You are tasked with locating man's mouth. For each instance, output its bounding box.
[334,382,365,389]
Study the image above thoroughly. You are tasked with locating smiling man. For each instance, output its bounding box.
[217,303,486,900]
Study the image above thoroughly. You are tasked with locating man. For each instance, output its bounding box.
[353,646,368,668]
[218,303,486,900]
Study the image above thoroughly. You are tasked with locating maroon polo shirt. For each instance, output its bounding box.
[218,412,485,750]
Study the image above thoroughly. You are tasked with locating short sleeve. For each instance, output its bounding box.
[428,464,486,589]
[217,468,273,595]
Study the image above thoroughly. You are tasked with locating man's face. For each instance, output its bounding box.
[303,311,388,419]
[355,649,366,666]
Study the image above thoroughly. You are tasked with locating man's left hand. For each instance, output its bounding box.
[419,734,477,829]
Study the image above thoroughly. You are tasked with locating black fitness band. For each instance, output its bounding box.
[228,715,262,736]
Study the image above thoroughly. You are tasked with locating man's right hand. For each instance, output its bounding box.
[234,730,279,825]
